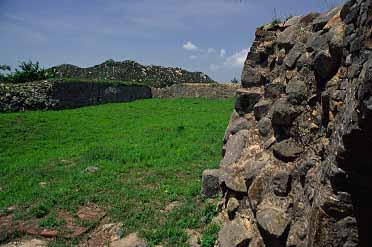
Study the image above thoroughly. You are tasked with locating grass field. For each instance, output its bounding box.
[0,98,233,246]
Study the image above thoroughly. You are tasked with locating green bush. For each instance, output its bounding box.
[2,61,54,84]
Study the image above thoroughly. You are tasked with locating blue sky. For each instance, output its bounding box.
[0,0,344,82]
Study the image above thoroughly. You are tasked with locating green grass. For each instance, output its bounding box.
[0,98,233,246]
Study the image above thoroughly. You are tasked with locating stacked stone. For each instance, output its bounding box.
[48,60,215,88]
[202,0,372,246]
[0,81,57,112]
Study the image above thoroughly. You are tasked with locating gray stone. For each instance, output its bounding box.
[256,206,290,238]
[220,130,249,167]
[253,99,272,121]
[276,25,301,50]
[272,169,292,197]
[264,83,285,99]
[224,117,251,143]
[313,50,340,87]
[257,117,273,137]
[110,232,148,247]
[220,172,248,193]
[85,166,99,173]
[202,169,221,198]
[226,197,240,219]
[286,80,308,105]
[271,99,299,126]
[284,43,305,69]
[241,67,268,87]
[218,219,254,247]
[273,139,303,162]
[235,89,262,115]
[306,31,329,52]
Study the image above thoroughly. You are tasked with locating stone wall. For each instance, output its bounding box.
[0,80,152,112]
[202,1,372,246]
[151,83,240,99]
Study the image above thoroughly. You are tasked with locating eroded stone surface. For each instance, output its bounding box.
[203,1,372,246]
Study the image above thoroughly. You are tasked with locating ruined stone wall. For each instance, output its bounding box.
[0,80,152,112]
[151,83,240,99]
[202,1,372,246]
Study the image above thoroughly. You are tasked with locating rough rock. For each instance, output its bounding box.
[2,239,48,247]
[235,88,262,115]
[224,116,251,143]
[272,139,303,162]
[256,206,290,238]
[254,99,272,121]
[271,99,299,126]
[286,80,308,105]
[220,130,249,167]
[284,43,305,69]
[110,233,148,247]
[203,1,372,246]
[202,169,221,198]
[218,218,255,247]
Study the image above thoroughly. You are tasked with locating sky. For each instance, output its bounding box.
[0,0,345,82]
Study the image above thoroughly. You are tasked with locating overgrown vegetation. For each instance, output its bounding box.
[0,61,54,84]
[200,224,220,247]
[0,98,233,246]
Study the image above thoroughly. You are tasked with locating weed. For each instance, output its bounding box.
[200,224,220,247]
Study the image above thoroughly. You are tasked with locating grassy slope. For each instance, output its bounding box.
[0,98,233,246]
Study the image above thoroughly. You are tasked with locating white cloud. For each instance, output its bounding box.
[207,48,216,54]
[183,41,198,51]
[189,55,198,60]
[224,48,248,67]
[209,48,248,72]
[220,49,226,58]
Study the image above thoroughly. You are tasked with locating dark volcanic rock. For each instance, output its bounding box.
[286,80,308,105]
[271,99,299,126]
[235,88,262,115]
[201,169,221,198]
[254,99,272,120]
[203,1,372,246]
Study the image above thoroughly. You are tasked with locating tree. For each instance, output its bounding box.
[230,77,239,84]
[4,60,53,84]
[0,64,11,82]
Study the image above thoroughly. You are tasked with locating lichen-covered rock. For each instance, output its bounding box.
[202,169,221,198]
[272,139,303,162]
[286,80,308,105]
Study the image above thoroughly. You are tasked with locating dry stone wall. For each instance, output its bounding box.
[202,1,372,246]
[0,81,237,112]
[151,83,240,99]
[0,80,152,112]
